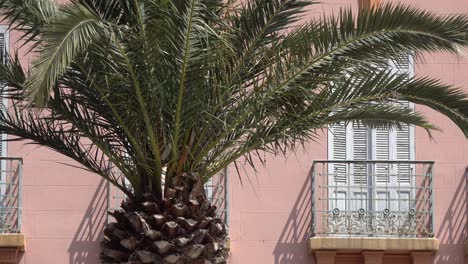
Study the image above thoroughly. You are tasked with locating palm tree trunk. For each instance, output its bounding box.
[101,172,229,264]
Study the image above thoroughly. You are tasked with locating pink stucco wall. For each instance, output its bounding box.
[414,45,468,264]
[396,0,468,262]
[7,26,106,263]
[4,0,468,263]
[229,0,468,263]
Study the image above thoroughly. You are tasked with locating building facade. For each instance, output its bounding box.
[0,0,466,263]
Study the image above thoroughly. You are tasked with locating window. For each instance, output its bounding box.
[0,27,22,236]
[0,26,8,198]
[327,54,415,217]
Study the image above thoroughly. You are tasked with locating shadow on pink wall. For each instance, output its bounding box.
[67,179,107,264]
[273,169,314,264]
[435,167,467,264]
[271,166,468,264]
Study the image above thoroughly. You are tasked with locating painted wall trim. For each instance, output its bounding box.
[309,237,439,254]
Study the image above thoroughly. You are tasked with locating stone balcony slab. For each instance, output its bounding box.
[309,237,439,254]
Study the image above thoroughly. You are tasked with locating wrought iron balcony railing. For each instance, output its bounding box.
[0,157,22,233]
[311,160,434,237]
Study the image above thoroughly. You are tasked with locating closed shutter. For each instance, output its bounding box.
[0,32,5,159]
[0,33,4,61]
[351,123,369,211]
[352,122,368,185]
[0,30,6,199]
[329,122,348,211]
[331,122,347,184]
[390,53,413,175]
[396,123,411,183]
[390,55,414,211]
[390,54,413,172]
[373,128,391,211]
[391,54,413,184]
[328,53,414,215]
[329,122,370,212]
[374,128,390,183]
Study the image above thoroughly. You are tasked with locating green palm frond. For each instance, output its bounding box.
[398,78,468,135]
[0,1,467,198]
[0,0,56,47]
[26,1,113,106]
[78,0,141,24]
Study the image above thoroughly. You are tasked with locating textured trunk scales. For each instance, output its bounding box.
[101,172,229,264]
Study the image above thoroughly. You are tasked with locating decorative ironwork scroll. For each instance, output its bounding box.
[322,207,433,237]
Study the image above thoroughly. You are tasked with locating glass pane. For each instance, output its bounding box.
[398,191,411,212]
[376,191,389,211]
[352,192,368,211]
[333,191,347,211]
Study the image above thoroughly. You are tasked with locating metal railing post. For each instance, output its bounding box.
[311,162,316,236]
[17,158,22,232]
[429,163,435,237]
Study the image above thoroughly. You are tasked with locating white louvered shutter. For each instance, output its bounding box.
[374,128,390,183]
[396,122,411,183]
[0,33,4,159]
[391,54,414,211]
[331,122,347,184]
[328,53,414,214]
[394,121,413,212]
[352,122,368,185]
[391,54,413,183]
[329,122,371,212]
[329,122,348,211]
[376,54,413,212]
[351,123,369,211]
[0,31,6,199]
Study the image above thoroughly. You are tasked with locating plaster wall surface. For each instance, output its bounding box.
[3,0,467,263]
[228,1,468,263]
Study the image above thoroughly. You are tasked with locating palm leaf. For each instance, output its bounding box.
[0,0,466,196]
[0,0,57,47]
[26,1,111,106]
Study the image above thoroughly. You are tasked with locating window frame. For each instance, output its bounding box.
[326,55,416,217]
[327,54,416,163]
[0,25,8,160]
[0,26,9,199]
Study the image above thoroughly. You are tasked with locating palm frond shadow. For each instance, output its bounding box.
[67,179,107,264]
[273,169,312,264]
[433,166,468,263]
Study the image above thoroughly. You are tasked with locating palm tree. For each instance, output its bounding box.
[0,0,467,263]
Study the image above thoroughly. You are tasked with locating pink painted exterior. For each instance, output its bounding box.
[8,28,107,264]
[3,0,467,263]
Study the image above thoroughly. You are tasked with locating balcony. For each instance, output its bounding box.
[309,160,438,255]
[0,158,23,234]
[0,157,25,264]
